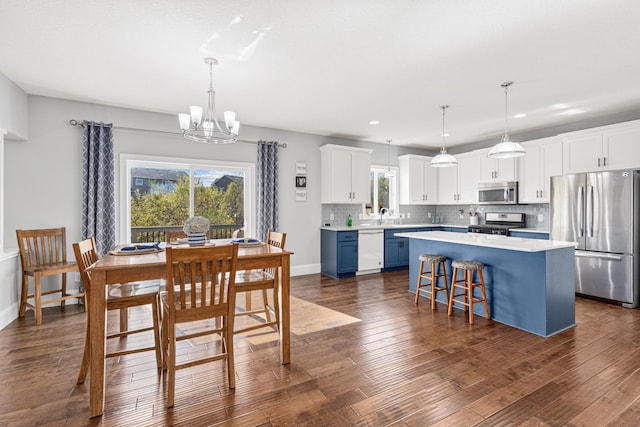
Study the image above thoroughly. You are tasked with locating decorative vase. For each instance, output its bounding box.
[187,232,207,246]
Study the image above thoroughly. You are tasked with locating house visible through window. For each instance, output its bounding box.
[122,155,255,243]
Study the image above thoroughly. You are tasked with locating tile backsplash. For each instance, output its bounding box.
[321,203,549,229]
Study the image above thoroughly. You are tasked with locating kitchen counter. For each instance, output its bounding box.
[403,231,576,337]
[396,231,573,252]
[321,223,465,231]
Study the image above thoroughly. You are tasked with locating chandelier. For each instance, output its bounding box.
[178,58,240,144]
[430,105,458,167]
[487,81,525,158]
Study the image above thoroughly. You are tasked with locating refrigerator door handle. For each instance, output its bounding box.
[586,185,594,238]
[575,251,623,262]
[577,186,584,237]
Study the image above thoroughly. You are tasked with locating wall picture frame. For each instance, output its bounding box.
[295,162,307,175]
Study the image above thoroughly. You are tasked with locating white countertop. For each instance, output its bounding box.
[321,223,465,231]
[396,231,575,252]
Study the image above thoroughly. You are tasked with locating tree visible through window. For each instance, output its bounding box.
[124,159,253,243]
[368,166,398,215]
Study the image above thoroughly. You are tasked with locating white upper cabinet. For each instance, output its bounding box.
[436,152,480,205]
[561,119,640,174]
[320,144,372,204]
[478,148,517,182]
[518,137,563,203]
[399,155,438,204]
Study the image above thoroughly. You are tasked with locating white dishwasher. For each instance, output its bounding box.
[357,229,384,274]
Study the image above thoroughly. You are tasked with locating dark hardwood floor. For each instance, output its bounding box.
[2,270,640,426]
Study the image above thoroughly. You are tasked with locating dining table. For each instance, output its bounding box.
[84,240,293,417]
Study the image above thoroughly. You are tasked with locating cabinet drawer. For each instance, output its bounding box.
[338,231,358,242]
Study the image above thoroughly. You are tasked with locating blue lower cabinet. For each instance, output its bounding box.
[384,238,409,269]
[383,228,415,270]
[510,231,549,240]
[321,230,358,278]
[449,227,468,233]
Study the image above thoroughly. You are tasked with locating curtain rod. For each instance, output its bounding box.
[68,119,286,148]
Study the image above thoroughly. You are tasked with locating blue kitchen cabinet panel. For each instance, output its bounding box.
[383,228,415,270]
[510,231,549,240]
[321,230,358,278]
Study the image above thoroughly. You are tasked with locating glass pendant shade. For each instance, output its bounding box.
[430,148,459,167]
[430,105,457,167]
[178,58,239,144]
[487,136,526,159]
[488,81,525,159]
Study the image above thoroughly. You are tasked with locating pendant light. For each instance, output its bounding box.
[178,57,240,144]
[487,81,525,159]
[384,139,394,177]
[430,105,458,167]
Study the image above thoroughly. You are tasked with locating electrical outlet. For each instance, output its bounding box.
[538,213,544,223]
[427,212,431,218]
[329,213,334,221]
[407,213,411,219]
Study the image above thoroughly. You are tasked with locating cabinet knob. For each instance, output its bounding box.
[603,157,607,167]
[598,158,601,167]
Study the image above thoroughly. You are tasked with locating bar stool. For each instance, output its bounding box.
[415,254,449,309]
[448,260,489,324]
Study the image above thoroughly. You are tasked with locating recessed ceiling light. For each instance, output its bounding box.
[369,120,380,125]
[513,113,527,119]
[440,133,450,137]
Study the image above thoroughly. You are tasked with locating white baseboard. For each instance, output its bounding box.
[0,302,18,331]
[291,263,320,277]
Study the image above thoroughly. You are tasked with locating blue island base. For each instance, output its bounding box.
[408,238,576,337]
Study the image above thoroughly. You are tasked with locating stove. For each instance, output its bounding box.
[467,212,526,236]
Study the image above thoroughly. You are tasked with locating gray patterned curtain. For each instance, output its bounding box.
[82,121,115,256]
[256,140,279,241]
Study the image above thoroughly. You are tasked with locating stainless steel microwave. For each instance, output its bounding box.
[477,181,518,205]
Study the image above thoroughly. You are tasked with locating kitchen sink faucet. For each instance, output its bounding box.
[378,207,388,225]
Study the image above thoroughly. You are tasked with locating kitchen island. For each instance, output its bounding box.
[396,231,576,337]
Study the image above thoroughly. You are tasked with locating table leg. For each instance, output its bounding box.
[89,270,107,417]
[279,254,290,364]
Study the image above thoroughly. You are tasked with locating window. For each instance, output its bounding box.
[367,165,399,216]
[120,154,255,243]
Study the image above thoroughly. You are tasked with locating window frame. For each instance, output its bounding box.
[119,153,255,243]
[366,164,399,217]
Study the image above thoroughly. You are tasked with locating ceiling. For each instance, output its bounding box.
[2,0,640,151]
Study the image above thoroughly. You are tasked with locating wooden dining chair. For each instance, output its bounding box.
[74,238,162,384]
[234,230,286,334]
[16,227,84,325]
[161,244,239,408]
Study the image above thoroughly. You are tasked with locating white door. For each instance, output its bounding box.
[562,134,603,174]
[437,165,458,204]
[330,150,354,203]
[350,150,371,203]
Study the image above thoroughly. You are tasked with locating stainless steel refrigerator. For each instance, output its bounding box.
[550,170,639,307]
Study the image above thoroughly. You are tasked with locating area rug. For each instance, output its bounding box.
[236,295,362,345]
